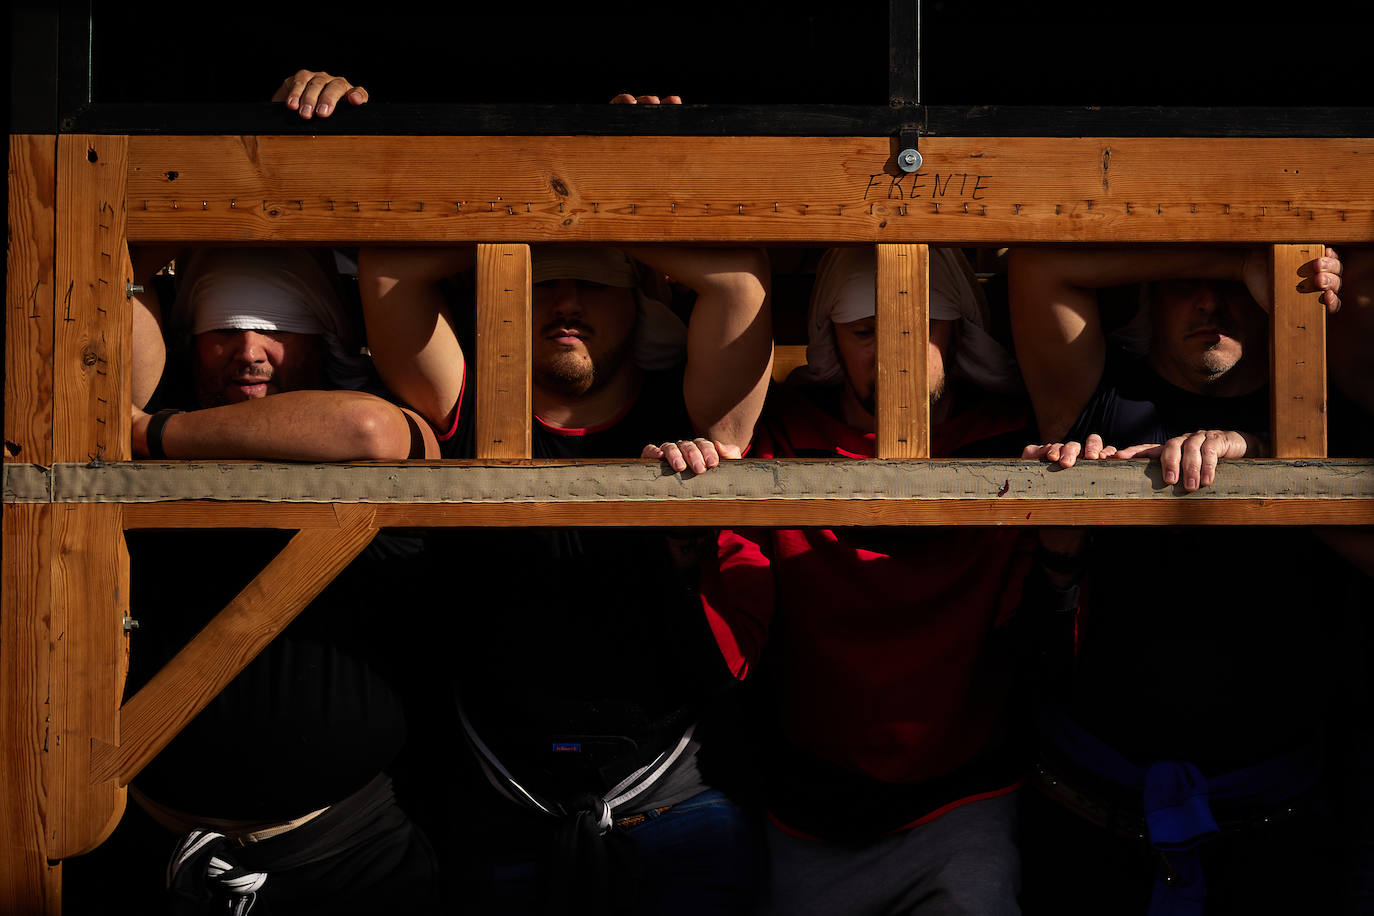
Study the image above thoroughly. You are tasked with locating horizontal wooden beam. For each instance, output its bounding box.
[3,459,1365,526]
[126,136,1374,244]
[7,459,1370,505]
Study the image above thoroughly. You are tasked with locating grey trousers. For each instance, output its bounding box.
[759,791,1021,916]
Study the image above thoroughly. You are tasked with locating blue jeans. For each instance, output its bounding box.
[486,789,764,915]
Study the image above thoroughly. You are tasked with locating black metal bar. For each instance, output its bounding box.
[888,0,920,109]
[60,102,910,136]
[58,101,1374,138]
[9,1,60,133]
[56,0,92,129]
[924,106,1374,138]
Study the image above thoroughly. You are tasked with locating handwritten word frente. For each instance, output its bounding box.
[864,172,990,201]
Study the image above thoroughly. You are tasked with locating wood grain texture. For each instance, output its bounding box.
[475,244,531,459]
[5,136,57,466]
[126,136,1374,244]
[1,135,61,915]
[876,244,929,458]
[0,504,61,915]
[772,345,807,383]
[43,136,133,864]
[92,505,378,786]
[46,504,127,860]
[1270,243,1328,458]
[55,135,129,464]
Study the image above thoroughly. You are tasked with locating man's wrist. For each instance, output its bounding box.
[145,409,185,460]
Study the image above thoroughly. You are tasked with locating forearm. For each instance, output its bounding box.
[129,245,182,409]
[630,248,774,447]
[358,247,471,431]
[141,390,419,460]
[1008,249,1108,441]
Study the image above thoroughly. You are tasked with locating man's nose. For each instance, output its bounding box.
[1191,285,1220,314]
[230,330,269,363]
[549,280,582,317]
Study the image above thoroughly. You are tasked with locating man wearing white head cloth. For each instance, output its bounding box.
[700,246,1036,915]
[106,247,444,916]
[131,246,437,460]
[357,244,773,913]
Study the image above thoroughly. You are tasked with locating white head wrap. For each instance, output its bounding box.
[171,248,372,391]
[795,246,1021,393]
[531,247,687,370]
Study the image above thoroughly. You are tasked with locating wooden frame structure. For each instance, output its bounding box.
[5,6,1374,914]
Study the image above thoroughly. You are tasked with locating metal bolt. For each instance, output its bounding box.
[122,616,140,632]
[126,282,145,299]
[898,148,922,173]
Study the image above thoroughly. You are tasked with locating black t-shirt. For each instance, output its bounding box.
[432,367,734,800]
[1062,352,1345,773]
[127,530,418,819]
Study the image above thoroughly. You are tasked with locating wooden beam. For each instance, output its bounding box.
[45,135,132,861]
[12,459,1369,508]
[46,505,128,860]
[0,504,60,913]
[91,505,379,787]
[876,243,929,458]
[1270,243,1328,458]
[475,244,532,459]
[6,136,57,467]
[55,136,130,465]
[117,497,1374,529]
[125,136,1374,244]
[2,134,61,915]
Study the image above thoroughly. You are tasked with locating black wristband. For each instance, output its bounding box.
[145,409,185,460]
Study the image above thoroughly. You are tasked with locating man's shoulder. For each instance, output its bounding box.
[762,383,873,459]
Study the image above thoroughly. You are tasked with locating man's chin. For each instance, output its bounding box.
[220,383,274,404]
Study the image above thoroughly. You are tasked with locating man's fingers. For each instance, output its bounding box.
[1160,436,1186,486]
[650,441,687,472]
[609,93,680,105]
[273,70,316,108]
[714,440,743,460]
[1081,433,1104,461]
[677,439,707,474]
[315,78,364,118]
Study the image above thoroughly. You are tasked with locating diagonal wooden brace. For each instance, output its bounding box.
[90,504,378,788]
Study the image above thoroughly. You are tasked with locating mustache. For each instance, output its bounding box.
[540,319,593,338]
[1186,318,1236,336]
[232,366,274,381]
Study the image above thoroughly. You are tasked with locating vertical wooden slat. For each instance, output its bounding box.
[2,134,62,915]
[475,243,532,459]
[92,505,380,787]
[54,135,129,464]
[1269,242,1327,458]
[876,243,930,458]
[6,135,57,466]
[46,135,131,861]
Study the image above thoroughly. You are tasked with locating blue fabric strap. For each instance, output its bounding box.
[1040,707,1319,916]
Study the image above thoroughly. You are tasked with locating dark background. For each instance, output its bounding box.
[74,0,1374,108]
